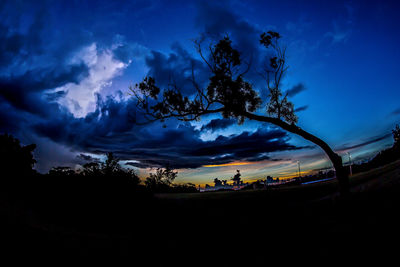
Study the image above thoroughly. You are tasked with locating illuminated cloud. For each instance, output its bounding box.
[56,43,128,118]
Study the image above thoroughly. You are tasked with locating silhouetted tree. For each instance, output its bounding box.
[82,162,102,177]
[132,31,349,196]
[75,153,141,193]
[0,133,36,178]
[214,178,222,187]
[231,170,241,186]
[171,182,198,193]
[393,124,400,150]
[89,153,140,186]
[102,152,121,176]
[48,166,75,176]
[145,166,178,192]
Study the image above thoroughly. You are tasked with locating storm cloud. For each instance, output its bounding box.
[337,133,392,152]
[200,118,236,132]
[29,93,308,169]
[286,83,307,97]
[294,105,309,113]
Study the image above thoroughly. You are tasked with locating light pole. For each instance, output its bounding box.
[297,160,301,179]
[347,152,352,176]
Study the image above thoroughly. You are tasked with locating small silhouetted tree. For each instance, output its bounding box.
[214,178,222,187]
[393,124,400,150]
[102,152,121,176]
[231,170,241,186]
[132,31,349,196]
[145,166,178,192]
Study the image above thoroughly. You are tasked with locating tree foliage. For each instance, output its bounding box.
[102,152,121,175]
[214,178,222,187]
[132,31,298,125]
[393,124,400,149]
[78,153,141,187]
[145,166,178,192]
[48,166,75,176]
[231,170,242,185]
[0,133,36,178]
[82,162,102,176]
[260,31,297,124]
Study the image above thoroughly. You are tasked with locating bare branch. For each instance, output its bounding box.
[194,39,213,72]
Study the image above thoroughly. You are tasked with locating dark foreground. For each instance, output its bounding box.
[2,161,400,265]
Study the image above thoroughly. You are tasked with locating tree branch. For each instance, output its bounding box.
[242,111,341,164]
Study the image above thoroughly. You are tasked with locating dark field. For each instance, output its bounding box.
[2,160,400,265]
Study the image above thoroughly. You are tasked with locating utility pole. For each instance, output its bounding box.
[297,160,301,179]
[347,152,352,176]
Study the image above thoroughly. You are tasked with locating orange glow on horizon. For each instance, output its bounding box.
[276,170,312,180]
[202,161,256,168]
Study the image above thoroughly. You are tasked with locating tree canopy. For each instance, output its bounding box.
[0,133,36,177]
[145,166,178,192]
[231,170,242,186]
[132,32,297,125]
[132,31,350,196]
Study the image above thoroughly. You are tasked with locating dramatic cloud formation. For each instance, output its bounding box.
[145,43,210,96]
[35,97,303,171]
[54,43,129,118]
[32,94,308,169]
[121,126,308,169]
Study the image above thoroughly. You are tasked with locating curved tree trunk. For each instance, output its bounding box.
[243,111,350,197]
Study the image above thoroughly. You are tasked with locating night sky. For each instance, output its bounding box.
[1,0,399,186]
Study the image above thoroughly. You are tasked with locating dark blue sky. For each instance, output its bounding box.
[1,0,399,185]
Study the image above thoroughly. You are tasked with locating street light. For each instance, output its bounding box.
[347,152,352,176]
[297,160,301,179]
